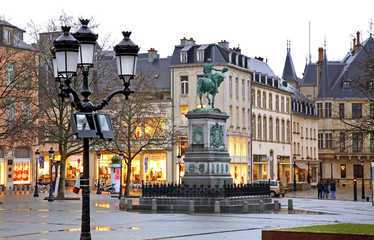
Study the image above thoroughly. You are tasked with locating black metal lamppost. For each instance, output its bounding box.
[307,156,311,184]
[177,154,182,184]
[34,149,40,197]
[96,151,101,194]
[361,159,365,199]
[48,148,55,202]
[277,156,280,181]
[118,151,124,199]
[52,19,139,240]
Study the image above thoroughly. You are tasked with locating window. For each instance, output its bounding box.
[286,120,290,143]
[251,89,255,106]
[325,102,332,118]
[180,52,187,63]
[229,76,233,97]
[4,29,11,44]
[6,62,14,86]
[353,164,363,178]
[352,103,362,119]
[341,164,346,178]
[236,107,239,126]
[318,133,324,148]
[371,133,374,152]
[180,76,188,94]
[340,132,345,152]
[257,115,261,140]
[339,103,345,119]
[317,103,323,117]
[281,97,284,112]
[242,80,245,100]
[269,94,272,110]
[22,102,31,122]
[257,91,261,108]
[229,106,233,126]
[180,106,188,124]
[325,133,332,149]
[262,92,266,109]
[342,81,351,90]
[286,98,289,113]
[275,95,279,111]
[370,103,374,118]
[269,117,273,141]
[6,103,15,125]
[263,116,267,140]
[235,78,239,99]
[252,114,256,139]
[197,51,204,62]
[352,132,363,152]
[275,119,279,142]
[242,108,245,128]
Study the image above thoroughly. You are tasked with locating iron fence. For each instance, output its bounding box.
[141,181,270,199]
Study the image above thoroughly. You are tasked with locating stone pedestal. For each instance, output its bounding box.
[182,109,233,186]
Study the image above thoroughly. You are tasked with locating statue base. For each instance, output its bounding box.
[182,110,233,186]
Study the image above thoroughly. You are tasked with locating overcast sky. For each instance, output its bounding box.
[2,0,374,78]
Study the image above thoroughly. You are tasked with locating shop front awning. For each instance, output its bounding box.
[295,162,308,170]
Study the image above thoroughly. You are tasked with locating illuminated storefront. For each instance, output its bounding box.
[13,147,31,185]
[253,155,268,181]
[277,156,290,185]
[144,153,166,182]
[66,155,83,180]
[0,149,4,185]
[230,163,247,184]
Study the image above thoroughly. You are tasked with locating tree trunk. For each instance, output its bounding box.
[124,161,132,196]
[57,156,66,198]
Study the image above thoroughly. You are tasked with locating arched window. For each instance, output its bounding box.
[252,114,256,140]
[180,76,188,94]
[257,115,262,140]
[263,116,267,141]
[281,119,285,142]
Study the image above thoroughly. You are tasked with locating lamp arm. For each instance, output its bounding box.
[68,89,84,110]
[94,86,134,111]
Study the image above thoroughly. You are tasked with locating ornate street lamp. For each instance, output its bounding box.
[53,20,139,240]
[48,148,55,202]
[293,156,297,192]
[118,151,124,199]
[33,149,40,197]
[177,154,182,184]
[96,151,102,194]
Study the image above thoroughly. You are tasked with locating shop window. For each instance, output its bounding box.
[145,153,166,182]
[66,157,83,179]
[13,162,30,183]
[340,164,346,178]
[180,106,188,125]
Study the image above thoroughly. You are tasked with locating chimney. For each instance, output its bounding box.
[180,37,188,46]
[187,37,196,45]
[318,47,324,62]
[356,31,360,46]
[218,40,229,49]
[148,48,158,63]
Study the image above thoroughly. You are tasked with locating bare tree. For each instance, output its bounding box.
[95,70,173,196]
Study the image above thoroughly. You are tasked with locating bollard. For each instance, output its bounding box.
[243,201,248,213]
[119,197,126,210]
[189,200,195,213]
[259,200,264,212]
[9,187,12,195]
[23,186,27,194]
[0,186,2,195]
[288,199,293,211]
[127,199,133,210]
[151,199,157,211]
[214,201,220,213]
[274,200,279,211]
[14,186,18,194]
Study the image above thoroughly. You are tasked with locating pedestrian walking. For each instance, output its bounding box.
[323,182,329,198]
[330,180,336,199]
[317,180,323,199]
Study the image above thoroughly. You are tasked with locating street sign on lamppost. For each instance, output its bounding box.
[33,149,40,197]
[48,148,54,202]
[52,19,139,240]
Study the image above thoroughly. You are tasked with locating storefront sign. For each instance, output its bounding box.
[39,156,44,164]
[145,157,148,171]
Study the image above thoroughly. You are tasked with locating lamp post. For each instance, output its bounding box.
[34,149,40,197]
[277,156,280,181]
[177,155,182,184]
[118,151,124,199]
[48,148,54,202]
[361,159,365,199]
[96,151,101,194]
[293,156,296,192]
[52,20,139,240]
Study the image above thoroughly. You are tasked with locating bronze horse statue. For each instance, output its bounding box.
[197,67,228,108]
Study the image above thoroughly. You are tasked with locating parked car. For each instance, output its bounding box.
[254,180,285,197]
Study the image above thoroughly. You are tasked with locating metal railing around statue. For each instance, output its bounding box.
[141,181,270,199]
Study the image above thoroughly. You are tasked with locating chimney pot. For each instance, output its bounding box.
[318,47,324,62]
[356,31,360,46]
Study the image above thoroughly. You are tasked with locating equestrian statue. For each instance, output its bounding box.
[196,58,228,108]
